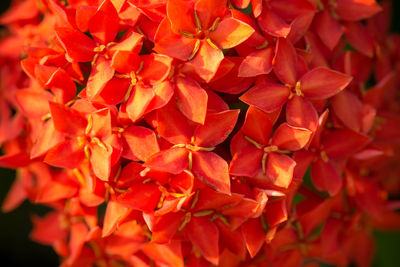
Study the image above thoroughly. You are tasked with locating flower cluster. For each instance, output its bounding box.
[1,0,400,266]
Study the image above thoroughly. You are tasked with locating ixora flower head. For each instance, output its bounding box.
[1,0,400,266]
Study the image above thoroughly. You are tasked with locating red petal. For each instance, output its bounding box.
[31,120,64,159]
[117,183,161,212]
[311,158,342,196]
[299,67,353,100]
[122,126,160,161]
[286,95,318,132]
[241,218,265,258]
[175,77,208,124]
[331,90,363,132]
[230,133,263,177]
[88,0,119,44]
[335,0,382,21]
[192,151,230,194]
[313,9,343,50]
[156,102,194,145]
[266,152,296,188]
[55,27,96,62]
[273,38,298,85]
[271,123,312,151]
[242,106,272,145]
[194,109,239,148]
[87,56,115,99]
[152,212,184,243]
[138,54,173,84]
[209,18,255,50]
[344,21,374,58]
[187,216,219,265]
[323,129,371,159]
[144,148,189,174]
[49,102,87,136]
[258,8,291,38]
[146,81,174,113]
[240,81,290,113]
[238,47,274,77]
[44,140,85,169]
[195,0,227,30]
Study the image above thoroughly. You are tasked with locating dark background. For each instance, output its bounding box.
[1,0,400,266]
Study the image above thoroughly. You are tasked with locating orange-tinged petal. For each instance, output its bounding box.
[271,123,312,151]
[258,8,291,38]
[126,83,155,122]
[142,240,184,267]
[167,0,196,34]
[102,201,130,237]
[122,126,160,161]
[192,151,230,194]
[175,77,208,124]
[187,216,219,265]
[146,81,175,114]
[273,38,298,86]
[238,47,274,77]
[87,56,115,99]
[154,31,198,61]
[311,158,342,196]
[138,54,173,84]
[1,179,26,212]
[15,89,52,118]
[299,67,353,100]
[190,40,224,82]
[194,109,239,148]
[240,82,290,113]
[75,5,97,32]
[286,95,318,132]
[264,198,288,227]
[144,147,189,174]
[31,120,64,159]
[55,27,96,62]
[89,0,119,44]
[209,18,255,50]
[266,152,296,189]
[90,142,113,181]
[194,0,227,30]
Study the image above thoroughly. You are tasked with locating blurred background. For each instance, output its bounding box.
[0,0,400,266]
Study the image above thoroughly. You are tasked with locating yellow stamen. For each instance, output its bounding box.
[262,152,268,175]
[194,11,202,31]
[85,114,93,135]
[178,212,191,231]
[193,209,214,217]
[188,39,201,61]
[190,190,200,209]
[179,30,195,38]
[91,137,107,150]
[320,151,329,162]
[188,151,193,171]
[72,169,86,186]
[208,17,220,32]
[206,38,220,50]
[295,81,303,96]
[255,40,269,50]
[244,135,263,149]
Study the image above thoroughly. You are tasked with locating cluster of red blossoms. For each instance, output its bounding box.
[1,0,400,266]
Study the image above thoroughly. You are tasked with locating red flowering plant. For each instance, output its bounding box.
[1,0,400,266]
